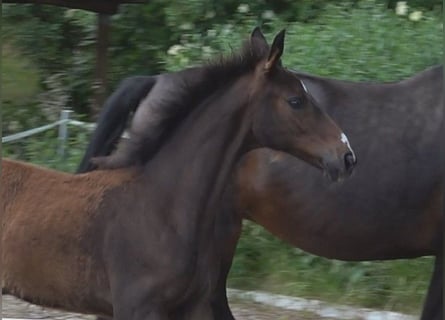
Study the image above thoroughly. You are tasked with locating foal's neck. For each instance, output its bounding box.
[141,78,253,226]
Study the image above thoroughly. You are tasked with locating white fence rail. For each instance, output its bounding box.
[2,110,94,157]
[2,109,128,157]
[2,110,95,142]
[2,119,70,143]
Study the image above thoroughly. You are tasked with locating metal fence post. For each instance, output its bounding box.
[58,109,72,158]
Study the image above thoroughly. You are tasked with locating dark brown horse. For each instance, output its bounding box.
[236,65,443,320]
[78,43,443,320]
[2,29,355,320]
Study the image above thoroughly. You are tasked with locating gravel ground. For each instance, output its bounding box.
[2,295,336,320]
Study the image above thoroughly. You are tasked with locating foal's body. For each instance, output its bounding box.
[78,62,443,320]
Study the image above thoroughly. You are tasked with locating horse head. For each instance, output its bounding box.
[247,28,356,181]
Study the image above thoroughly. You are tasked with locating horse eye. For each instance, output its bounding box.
[287,96,304,109]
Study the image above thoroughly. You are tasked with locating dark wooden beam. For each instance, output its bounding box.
[3,0,147,14]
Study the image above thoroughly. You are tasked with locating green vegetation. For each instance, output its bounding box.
[2,44,40,104]
[230,222,432,314]
[2,0,442,315]
[3,0,442,119]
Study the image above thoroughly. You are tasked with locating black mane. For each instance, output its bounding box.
[77,35,272,172]
[155,37,269,121]
[125,37,269,164]
[200,37,269,87]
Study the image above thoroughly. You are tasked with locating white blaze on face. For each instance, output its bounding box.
[301,78,355,162]
[300,80,308,93]
[341,132,356,160]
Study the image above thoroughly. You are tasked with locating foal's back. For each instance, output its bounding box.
[1,159,135,315]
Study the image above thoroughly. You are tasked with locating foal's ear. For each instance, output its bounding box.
[251,27,268,45]
[250,27,269,54]
[265,29,285,72]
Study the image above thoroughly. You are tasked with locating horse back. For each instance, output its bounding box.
[1,159,136,314]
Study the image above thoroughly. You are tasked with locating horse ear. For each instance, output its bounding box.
[250,27,269,54]
[251,27,268,45]
[265,29,285,72]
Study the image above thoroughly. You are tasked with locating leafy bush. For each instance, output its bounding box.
[3,0,442,118]
[162,0,442,81]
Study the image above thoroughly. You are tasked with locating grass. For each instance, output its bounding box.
[228,221,432,315]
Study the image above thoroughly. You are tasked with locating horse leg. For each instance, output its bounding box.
[112,306,169,320]
[173,301,213,320]
[420,253,443,320]
[211,263,235,320]
[211,195,242,320]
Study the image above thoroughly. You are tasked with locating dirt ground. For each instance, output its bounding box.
[2,295,338,320]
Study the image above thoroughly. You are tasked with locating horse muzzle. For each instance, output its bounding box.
[322,150,357,182]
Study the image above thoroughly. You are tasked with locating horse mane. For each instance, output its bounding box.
[120,37,270,165]
[200,37,269,83]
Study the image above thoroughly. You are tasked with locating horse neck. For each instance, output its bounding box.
[140,77,252,236]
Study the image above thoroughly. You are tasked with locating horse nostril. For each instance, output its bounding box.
[344,152,356,171]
